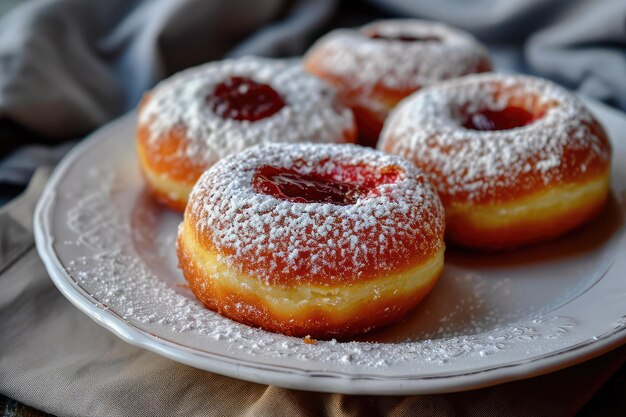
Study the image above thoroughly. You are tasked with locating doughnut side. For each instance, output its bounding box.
[445,168,610,249]
[303,59,412,147]
[136,94,209,211]
[378,74,613,249]
[136,142,194,211]
[177,219,444,338]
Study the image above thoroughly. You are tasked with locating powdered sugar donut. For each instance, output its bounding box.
[304,19,491,147]
[379,74,612,249]
[137,57,356,211]
[177,143,445,338]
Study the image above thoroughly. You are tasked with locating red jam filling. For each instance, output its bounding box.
[208,76,285,122]
[369,32,440,42]
[463,107,536,131]
[253,164,399,205]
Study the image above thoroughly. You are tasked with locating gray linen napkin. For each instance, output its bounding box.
[0,168,626,416]
[0,0,336,138]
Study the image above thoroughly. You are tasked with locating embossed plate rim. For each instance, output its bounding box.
[34,99,626,394]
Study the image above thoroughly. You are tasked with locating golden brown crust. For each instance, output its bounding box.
[136,93,207,212]
[140,175,188,212]
[304,57,418,148]
[177,231,443,338]
[378,74,612,249]
[176,143,446,337]
[137,93,209,184]
[445,176,609,249]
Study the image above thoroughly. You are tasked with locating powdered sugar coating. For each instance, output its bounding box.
[184,143,445,285]
[138,57,355,167]
[304,20,491,117]
[379,74,612,204]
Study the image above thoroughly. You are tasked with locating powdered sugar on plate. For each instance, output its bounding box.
[58,164,586,370]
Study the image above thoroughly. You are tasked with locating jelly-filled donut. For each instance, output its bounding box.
[177,143,445,338]
[137,57,356,211]
[379,74,612,249]
[304,19,491,147]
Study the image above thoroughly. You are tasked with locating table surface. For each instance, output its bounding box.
[2,360,626,416]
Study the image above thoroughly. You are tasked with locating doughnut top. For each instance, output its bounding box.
[379,74,612,204]
[185,143,445,286]
[304,19,491,93]
[138,57,355,167]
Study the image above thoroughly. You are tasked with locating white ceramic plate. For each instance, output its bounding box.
[34,98,626,395]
